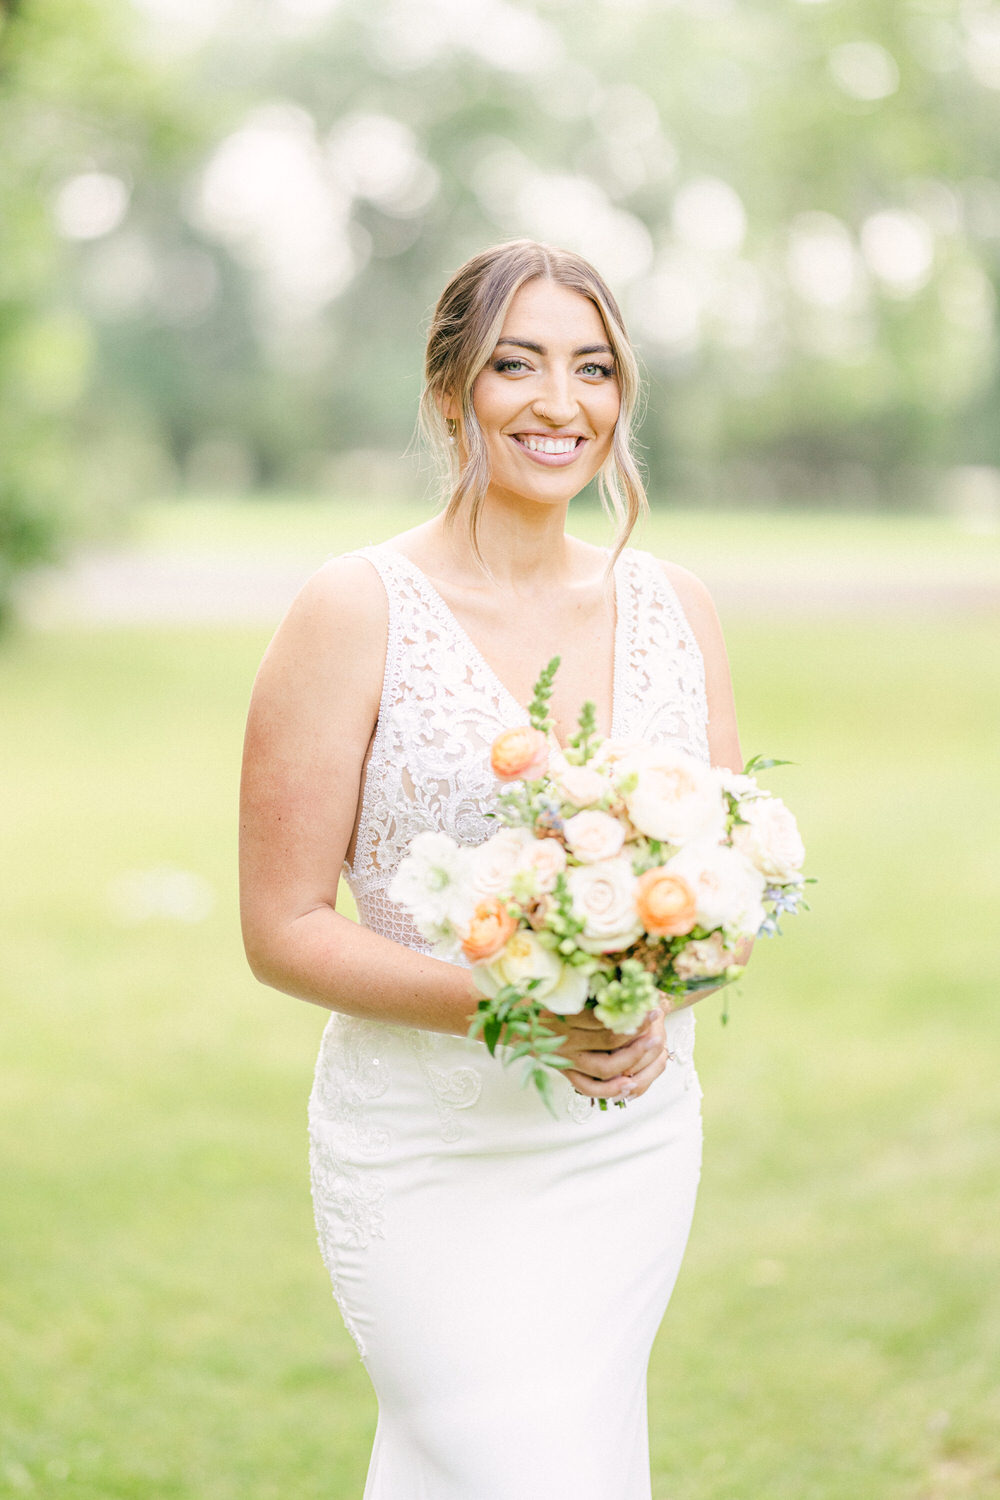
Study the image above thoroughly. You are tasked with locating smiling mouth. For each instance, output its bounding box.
[512,432,581,453]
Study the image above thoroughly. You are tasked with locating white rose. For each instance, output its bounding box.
[672,932,736,981]
[518,837,567,893]
[554,764,607,808]
[567,856,643,954]
[389,831,475,942]
[473,930,589,1015]
[622,746,727,846]
[563,809,625,864]
[731,795,805,883]
[666,841,766,939]
[469,826,533,898]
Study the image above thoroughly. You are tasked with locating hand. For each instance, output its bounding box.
[539,1005,669,1104]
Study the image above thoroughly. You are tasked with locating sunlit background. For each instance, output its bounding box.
[4,0,1000,588]
[2,3,999,1498]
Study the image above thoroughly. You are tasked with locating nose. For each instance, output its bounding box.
[531,370,579,427]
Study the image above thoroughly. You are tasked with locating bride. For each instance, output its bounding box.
[239,239,749,1499]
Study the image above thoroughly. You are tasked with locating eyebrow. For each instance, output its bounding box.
[495,338,615,358]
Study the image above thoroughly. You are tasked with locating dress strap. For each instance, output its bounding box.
[612,548,710,761]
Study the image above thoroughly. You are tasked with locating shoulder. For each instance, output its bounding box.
[655,558,722,638]
[273,552,388,656]
[251,552,389,717]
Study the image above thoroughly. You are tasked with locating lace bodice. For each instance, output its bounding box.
[342,544,709,952]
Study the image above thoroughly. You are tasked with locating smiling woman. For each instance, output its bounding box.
[239,239,745,1499]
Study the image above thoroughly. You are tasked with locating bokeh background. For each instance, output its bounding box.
[1,1,998,1497]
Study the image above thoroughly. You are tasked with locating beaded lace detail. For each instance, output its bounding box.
[342,544,709,950]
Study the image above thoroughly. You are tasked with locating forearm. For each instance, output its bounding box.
[244,904,480,1037]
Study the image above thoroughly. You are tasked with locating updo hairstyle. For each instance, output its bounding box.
[419,239,647,567]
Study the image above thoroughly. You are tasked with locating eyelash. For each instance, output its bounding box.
[492,358,615,379]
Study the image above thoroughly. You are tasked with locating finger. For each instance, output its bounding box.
[616,1045,669,1100]
[571,1031,658,1083]
[563,1067,635,1101]
[565,1011,658,1052]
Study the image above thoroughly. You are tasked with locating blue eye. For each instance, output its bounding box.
[580,362,615,378]
[493,357,530,373]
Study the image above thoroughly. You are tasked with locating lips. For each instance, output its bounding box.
[509,433,586,467]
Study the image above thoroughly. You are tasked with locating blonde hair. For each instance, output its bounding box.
[419,239,647,569]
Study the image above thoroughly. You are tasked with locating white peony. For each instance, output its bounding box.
[621,745,727,846]
[567,856,643,954]
[563,809,625,864]
[469,826,534,898]
[473,930,590,1015]
[665,840,766,939]
[389,831,475,944]
[731,795,805,883]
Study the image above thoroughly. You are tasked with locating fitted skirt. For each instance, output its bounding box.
[308,1008,703,1500]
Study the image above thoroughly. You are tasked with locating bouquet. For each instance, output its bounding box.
[390,658,808,1112]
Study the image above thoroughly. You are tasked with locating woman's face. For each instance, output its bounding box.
[464,277,622,510]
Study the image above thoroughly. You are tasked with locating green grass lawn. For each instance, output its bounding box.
[2,563,999,1496]
[118,492,1000,594]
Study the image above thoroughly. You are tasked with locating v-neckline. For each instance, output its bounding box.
[382,546,626,751]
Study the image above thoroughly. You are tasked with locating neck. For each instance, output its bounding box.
[436,491,578,591]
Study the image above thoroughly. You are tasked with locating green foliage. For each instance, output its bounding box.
[468,981,572,1117]
[567,698,599,765]
[527,655,561,732]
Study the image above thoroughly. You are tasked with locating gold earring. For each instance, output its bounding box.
[446,418,457,441]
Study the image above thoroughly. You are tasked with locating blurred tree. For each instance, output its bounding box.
[0,0,204,619]
[3,0,1000,617]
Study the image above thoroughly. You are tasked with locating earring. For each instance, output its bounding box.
[446,418,457,442]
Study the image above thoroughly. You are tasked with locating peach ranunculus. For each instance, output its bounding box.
[461,898,517,963]
[490,726,550,782]
[635,867,698,938]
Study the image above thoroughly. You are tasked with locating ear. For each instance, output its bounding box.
[437,391,459,423]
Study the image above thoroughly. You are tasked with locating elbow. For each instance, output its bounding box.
[239,902,293,991]
[241,923,283,989]
[239,898,340,994]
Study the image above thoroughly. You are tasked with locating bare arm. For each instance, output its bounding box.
[239,556,482,1036]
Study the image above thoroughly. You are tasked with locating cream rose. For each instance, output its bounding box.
[672,931,737,981]
[563,809,625,864]
[622,746,727,845]
[731,795,805,883]
[469,827,533,898]
[554,764,607,808]
[518,836,567,893]
[567,856,643,954]
[473,930,589,1014]
[666,841,766,938]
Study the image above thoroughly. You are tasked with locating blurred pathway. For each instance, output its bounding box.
[19,544,1000,625]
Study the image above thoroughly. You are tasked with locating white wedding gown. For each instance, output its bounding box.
[308,544,710,1500]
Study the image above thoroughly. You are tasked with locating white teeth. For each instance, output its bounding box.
[518,436,579,455]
